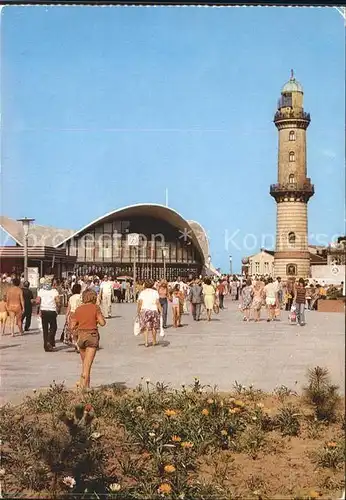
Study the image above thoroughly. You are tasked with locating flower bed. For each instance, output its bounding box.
[0,369,344,499]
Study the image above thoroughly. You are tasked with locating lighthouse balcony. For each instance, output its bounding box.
[274,109,310,122]
[270,180,314,201]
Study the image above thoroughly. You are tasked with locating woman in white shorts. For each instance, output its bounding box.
[263,277,277,322]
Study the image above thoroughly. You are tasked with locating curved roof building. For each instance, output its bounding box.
[0,204,215,280]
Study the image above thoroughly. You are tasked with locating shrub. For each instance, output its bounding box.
[310,441,345,470]
[24,381,70,414]
[303,367,340,422]
[236,425,267,459]
[274,384,298,403]
[275,404,301,436]
[326,286,343,300]
[305,418,326,440]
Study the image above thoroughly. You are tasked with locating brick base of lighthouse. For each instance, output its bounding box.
[274,251,311,279]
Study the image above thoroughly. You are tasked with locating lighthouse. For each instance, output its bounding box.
[270,70,314,279]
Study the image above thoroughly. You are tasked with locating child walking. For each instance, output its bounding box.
[0,295,8,335]
[170,284,182,328]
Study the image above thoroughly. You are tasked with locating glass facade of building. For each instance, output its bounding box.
[61,215,204,280]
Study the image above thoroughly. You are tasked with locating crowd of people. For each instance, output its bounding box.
[0,271,344,390]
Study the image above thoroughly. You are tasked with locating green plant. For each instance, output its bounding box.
[81,389,117,420]
[275,404,301,436]
[303,367,340,422]
[326,286,343,300]
[310,441,345,470]
[274,384,298,403]
[305,418,326,440]
[237,425,267,459]
[24,381,70,414]
[233,382,264,401]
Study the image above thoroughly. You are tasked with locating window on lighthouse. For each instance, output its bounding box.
[289,130,296,141]
[289,151,295,162]
[289,173,295,184]
[288,232,296,246]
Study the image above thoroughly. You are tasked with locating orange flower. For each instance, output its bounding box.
[181,441,194,449]
[171,435,181,442]
[207,398,214,404]
[164,409,177,417]
[164,464,176,473]
[202,408,209,416]
[158,483,172,495]
[326,441,337,448]
[308,490,320,499]
[221,430,228,436]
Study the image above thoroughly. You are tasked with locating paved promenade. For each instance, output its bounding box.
[1,299,344,404]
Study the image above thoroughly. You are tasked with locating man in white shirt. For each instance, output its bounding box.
[273,276,283,308]
[37,278,60,352]
[100,275,113,318]
[264,277,277,322]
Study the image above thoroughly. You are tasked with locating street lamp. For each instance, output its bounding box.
[17,217,35,281]
[229,255,233,276]
[162,246,168,280]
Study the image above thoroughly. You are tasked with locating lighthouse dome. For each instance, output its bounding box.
[281,70,303,93]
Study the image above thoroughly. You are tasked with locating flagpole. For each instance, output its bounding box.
[165,188,169,207]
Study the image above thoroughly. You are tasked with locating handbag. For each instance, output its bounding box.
[133,317,141,336]
[36,315,43,332]
[213,303,220,314]
[159,315,165,338]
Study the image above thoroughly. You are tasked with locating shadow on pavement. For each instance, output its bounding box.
[22,330,41,336]
[158,340,170,348]
[0,344,21,350]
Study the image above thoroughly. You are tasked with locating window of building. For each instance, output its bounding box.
[112,233,121,259]
[103,235,112,261]
[77,238,86,262]
[69,239,76,257]
[103,223,113,233]
[264,262,269,273]
[86,235,95,261]
[255,262,260,273]
[288,232,296,246]
[286,263,297,276]
[289,151,295,162]
[289,130,295,141]
[289,173,295,184]
[121,221,130,234]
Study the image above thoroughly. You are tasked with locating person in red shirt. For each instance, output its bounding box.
[71,289,106,390]
[217,281,226,309]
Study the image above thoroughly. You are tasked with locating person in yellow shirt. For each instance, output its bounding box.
[319,285,327,299]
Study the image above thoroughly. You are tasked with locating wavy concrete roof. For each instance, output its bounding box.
[1,206,215,269]
[187,220,210,264]
[57,203,208,264]
[0,216,74,248]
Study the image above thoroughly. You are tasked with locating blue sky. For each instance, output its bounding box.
[1,6,345,272]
